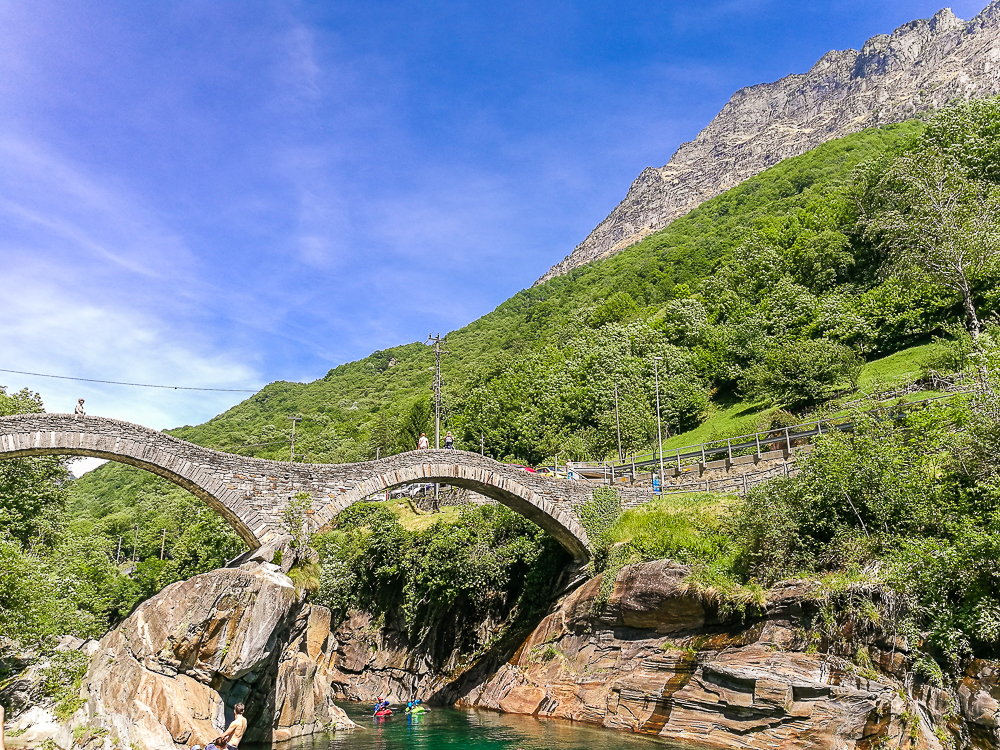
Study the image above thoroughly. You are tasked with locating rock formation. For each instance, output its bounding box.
[9,556,1000,749]
[10,562,355,750]
[536,2,1000,285]
[459,560,1000,749]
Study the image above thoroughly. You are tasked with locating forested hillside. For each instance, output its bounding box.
[167,104,998,467]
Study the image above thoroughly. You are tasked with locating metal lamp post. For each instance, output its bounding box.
[653,357,665,486]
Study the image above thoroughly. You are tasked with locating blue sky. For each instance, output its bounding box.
[0,0,990,432]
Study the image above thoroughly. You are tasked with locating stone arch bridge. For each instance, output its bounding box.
[0,414,598,560]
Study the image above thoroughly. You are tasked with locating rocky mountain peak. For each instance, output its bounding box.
[535,3,1000,286]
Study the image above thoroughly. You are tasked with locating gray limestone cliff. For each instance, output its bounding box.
[536,2,1000,285]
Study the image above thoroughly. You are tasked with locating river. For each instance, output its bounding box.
[271,703,695,750]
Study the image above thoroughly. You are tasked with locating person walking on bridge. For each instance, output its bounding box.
[74,398,86,418]
[444,431,454,449]
[417,433,429,450]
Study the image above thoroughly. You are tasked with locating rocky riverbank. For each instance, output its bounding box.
[7,558,1000,750]
[458,561,1000,749]
[323,560,1000,750]
[5,560,354,750]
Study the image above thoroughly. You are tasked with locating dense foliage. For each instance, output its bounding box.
[727,355,1000,663]
[312,502,569,647]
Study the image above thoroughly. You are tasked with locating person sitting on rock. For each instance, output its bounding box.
[218,703,247,749]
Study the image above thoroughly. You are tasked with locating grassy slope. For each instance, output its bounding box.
[654,341,949,451]
[168,121,925,460]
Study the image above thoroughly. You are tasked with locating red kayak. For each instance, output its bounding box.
[374,709,392,717]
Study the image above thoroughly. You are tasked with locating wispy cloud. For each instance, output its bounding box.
[0,136,198,281]
[0,266,257,429]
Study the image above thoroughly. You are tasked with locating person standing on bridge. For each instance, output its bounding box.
[74,398,86,418]
[417,433,429,450]
[444,431,454,449]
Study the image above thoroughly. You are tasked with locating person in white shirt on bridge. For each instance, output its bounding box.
[417,433,430,450]
[74,399,86,418]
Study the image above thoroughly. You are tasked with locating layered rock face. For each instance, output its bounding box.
[324,605,530,708]
[35,562,354,750]
[536,2,1000,284]
[460,560,1000,750]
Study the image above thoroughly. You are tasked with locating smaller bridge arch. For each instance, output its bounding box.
[317,455,591,559]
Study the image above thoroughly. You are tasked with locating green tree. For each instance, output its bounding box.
[856,148,1000,342]
[398,398,433,452]
[587,291,639,328]
[0,386,69,550]
[921,96,1000,185]
[740,339,862,407]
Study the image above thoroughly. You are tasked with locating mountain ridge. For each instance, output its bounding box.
[535,2,1000,284]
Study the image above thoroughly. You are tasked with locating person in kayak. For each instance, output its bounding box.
[373,697,390,716]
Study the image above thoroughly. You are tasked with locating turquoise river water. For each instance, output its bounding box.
[268,703,696,750]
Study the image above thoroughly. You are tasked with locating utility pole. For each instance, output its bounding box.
[426,334,449,513]
[133,524,139,564]
[614,382,623,463]
[160,529,166,561]
[480,432,484,456]
[425,334,450,448]
[287,416,302,461]
[653,357,665,487]
[116,536,122,565]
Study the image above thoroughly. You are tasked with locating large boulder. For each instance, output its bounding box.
[13,562,354,750]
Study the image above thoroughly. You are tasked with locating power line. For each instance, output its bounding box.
[217,439,291,451]
[0,368,259,393]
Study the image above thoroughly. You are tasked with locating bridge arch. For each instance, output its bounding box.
[0,413,265,546]
[0,415,593,560]
[316,456,591,559]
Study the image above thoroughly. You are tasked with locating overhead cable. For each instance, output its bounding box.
[0,368,259,393]
[218,439,291,451]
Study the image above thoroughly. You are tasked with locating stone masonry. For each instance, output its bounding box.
[0,414,597,559]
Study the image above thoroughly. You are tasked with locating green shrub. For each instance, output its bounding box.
[313,504,569,642]
[741,339,863,407]
[578,488,623,546]
[40,650,89,721]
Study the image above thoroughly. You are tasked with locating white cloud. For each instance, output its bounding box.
[0,137,198,281]
[0,265,257,430]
